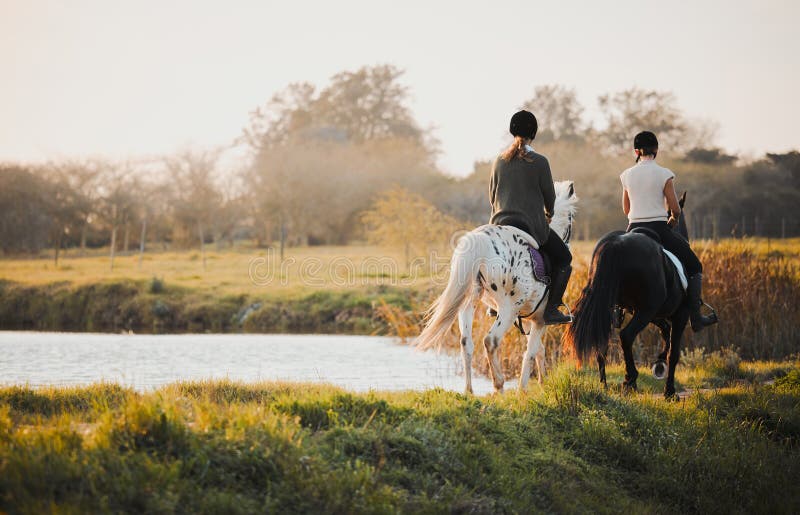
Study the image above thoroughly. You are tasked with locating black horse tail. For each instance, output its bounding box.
[564,233,624,366]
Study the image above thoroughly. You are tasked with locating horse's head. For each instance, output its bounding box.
[552,180,578,245]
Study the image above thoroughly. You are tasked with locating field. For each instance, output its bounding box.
[1,359,798,514]
[1,238,799,360]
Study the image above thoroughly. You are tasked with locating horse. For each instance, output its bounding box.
[416,181,578,394]
[564,193,693,399]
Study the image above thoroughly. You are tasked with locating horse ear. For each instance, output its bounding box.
[568,182,575,197]
[679,191,687,208]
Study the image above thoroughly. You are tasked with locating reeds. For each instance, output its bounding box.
[382,239,800,377]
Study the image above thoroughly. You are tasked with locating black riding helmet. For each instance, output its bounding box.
[510,110,538,139]
[633,131,658,150]
[633,131,658,161]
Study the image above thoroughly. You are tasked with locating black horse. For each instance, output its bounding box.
[564,193,695,399]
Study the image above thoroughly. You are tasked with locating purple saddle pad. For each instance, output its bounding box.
[526,244,550,285]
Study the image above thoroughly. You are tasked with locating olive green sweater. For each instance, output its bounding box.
[489,149,556,243]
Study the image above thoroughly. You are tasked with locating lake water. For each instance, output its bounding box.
[0,332,495,395]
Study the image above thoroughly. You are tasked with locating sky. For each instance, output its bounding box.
[0,0,798,176]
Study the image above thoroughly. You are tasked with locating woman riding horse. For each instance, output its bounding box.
[489,110,573,325]
[620,131,717,331]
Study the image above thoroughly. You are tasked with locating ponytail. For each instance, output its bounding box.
[500,136,534,162]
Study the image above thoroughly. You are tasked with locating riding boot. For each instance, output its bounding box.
[687,273,718,332]
[543,266,573,325]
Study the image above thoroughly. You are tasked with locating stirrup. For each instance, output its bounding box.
[701,301,719,325]
[544,303,573,325]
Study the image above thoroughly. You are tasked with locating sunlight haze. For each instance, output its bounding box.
[1,0,797,175]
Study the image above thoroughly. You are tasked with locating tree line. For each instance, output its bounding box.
[1,65,799,263]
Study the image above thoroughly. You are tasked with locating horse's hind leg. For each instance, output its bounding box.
[619,311,655,391]
[651,319,671,379]
[597,338,609,388]
[519,319,546,390]
[665,309,690,400]
[483,305,515,393]
[457,290,480,394]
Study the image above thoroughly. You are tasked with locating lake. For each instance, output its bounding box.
[0,331,495,394]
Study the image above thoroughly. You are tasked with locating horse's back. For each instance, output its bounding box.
[599,231,669,309]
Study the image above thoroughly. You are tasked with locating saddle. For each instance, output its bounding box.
[628,227,686,290]
[526,244,551,285]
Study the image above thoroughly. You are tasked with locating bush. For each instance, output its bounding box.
[149,276,166,294]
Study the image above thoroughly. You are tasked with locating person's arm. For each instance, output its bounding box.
[622,188,630,216]
[540,158,556,219]
[663,177,681,226]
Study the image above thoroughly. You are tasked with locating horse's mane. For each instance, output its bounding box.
[550,181,578,239]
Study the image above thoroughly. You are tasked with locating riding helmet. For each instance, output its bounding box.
[510,110,538,139]
[633,131,658,149]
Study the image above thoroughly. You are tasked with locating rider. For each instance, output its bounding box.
[620,130,717,331]
[489,110,573,325]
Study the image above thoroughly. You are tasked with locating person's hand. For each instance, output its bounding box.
[546,214,553,225]
[667,216,678,228]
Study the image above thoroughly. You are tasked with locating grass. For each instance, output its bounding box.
[0,363,798,514]
[0,245,435,297]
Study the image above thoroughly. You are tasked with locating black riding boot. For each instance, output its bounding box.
[687,273,718,332]
[544,266,573,325]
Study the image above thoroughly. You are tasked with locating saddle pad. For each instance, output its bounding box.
[527,245,550,284]
[663,249,688,290]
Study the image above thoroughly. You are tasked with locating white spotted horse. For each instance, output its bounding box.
[564,192,717,400]
[416,181,578,394]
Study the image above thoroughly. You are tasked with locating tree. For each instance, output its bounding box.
[361,187,463,271]
[243,64,425,152]
[684,147,737,165]
[96,164,137,271]
[166,150,223,270]
[0,165,52,254]
[521,85,586,142]
[50,160,102,254]
[241,64,437,252]
[767,151,800,186]
[597,88,688,153]
[241,82,318,151]
[316,65,423,143]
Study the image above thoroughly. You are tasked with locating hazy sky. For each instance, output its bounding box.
[1,0,798,175]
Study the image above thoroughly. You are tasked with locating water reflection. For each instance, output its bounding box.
[0,332,495,395]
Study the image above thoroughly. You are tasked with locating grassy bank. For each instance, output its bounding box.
[1,364,798,513]
[0,279,417,335]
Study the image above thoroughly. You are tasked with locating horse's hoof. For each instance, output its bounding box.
[622,381,638,394]
[652,360,667,380]
[664,390,680,402]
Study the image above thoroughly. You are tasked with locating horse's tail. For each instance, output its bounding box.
[564,232,624,365]
[416,231,487,351]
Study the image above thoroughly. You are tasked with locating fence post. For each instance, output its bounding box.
[712,212,719,241]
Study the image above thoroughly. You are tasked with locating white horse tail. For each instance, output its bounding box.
[415,231,487,351]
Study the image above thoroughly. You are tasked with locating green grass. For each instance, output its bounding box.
[1,365,798,514]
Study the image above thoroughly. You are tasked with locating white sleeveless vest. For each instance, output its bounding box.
[620,160,675,223]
